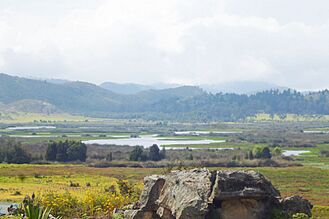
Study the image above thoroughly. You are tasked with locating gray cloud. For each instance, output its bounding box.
[0,0,328,89]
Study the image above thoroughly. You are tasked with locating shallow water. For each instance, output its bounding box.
[0,202,17,215]
[83,135,225,147]
[6,126,56,130]
[174,131,241,135]
[282,150,310,156]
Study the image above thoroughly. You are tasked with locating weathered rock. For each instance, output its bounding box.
[207,170,281,219]
[156,168,215,219]
[281,196,313,217]
[215,170,281,200]
[122,169,313,219]
[139,175,166,211]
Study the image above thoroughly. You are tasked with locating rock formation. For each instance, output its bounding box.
[121,168,312,219]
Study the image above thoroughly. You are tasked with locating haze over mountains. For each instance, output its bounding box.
[99,80,285,95]
[1,73,329,121]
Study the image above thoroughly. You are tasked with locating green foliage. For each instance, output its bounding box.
[23,195,61,219]
[261,147,272,159]
[0,137,31,164]
[253,146,272,159]
[292,213,308,219]
[129,146,147,161]
[149,144,161,161]
[270,208,288,219]
[45,140,86,162]
[273,147,283,156]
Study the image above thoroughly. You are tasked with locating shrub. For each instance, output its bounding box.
[292,213,308,219]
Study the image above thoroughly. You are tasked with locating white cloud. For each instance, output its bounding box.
[0,0,329,89]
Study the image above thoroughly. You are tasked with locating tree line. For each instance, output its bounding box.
[46,140,87,162]
[146,89,329,121]
[129,144,165,161]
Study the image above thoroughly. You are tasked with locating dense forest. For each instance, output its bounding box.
[147,89,329,121]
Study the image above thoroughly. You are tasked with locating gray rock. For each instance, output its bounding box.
[139,175,166,211]
[281,196,313,217]
[156,168,214,219]
[122,169,313,219]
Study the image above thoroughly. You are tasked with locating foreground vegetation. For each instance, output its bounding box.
[0,119,328,217]
[0,164,328,218]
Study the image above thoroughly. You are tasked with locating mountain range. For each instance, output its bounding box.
[1,73,329,121]
[99,81,284,95]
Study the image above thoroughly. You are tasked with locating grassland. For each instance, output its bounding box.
[0,119,329,217]
[0,164,328,206]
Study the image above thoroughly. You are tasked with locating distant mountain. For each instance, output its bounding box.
[101,80,286,95]
[200,81,286,94]
[136,86,205,104]
[100,82,152,94]
[0,73,205,114]
[45,79,71,85]
[0,73,132,113]
[100,81,182,94]
[3,73,329,121]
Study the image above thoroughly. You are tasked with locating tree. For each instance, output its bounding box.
[46,142,57,161]
[149,144,161,161]
[55,141,68,162]
[129,146,144,161]
[261,147,272,159]
[6,145,31,164]
[273,147,282,156]
[253,146,263,159]
[67,142,87,162]
[160,147,166,159]
[248,151,254,160]
[45,140,87,162]
[0,137,31,164]
[106,152,113,161]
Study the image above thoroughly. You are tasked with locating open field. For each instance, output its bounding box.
[0,119,329,217]
[0,164,328,206]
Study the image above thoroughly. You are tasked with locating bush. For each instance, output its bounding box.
[292,213,309,219]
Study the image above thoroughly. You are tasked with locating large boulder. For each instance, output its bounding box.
[123,168,312,219]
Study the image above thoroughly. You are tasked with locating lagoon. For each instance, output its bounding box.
[83,135,225,148]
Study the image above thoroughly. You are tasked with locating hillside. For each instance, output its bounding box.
[0,73,133,113]
[0,73,205,115]
[2,99,61,114]
[2,73,329,121]
[200,81,286,94]
[100,81,152,94]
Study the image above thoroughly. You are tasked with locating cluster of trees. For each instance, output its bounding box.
[129,144,165,161]
[246,146,282,160]
[0,137,31,164]
[148,89,329,121]
[46,140,87,162]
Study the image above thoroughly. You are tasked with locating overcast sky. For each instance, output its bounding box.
[0,0,329,89]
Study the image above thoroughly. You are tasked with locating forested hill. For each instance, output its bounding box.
[1,73,329,121]
[152,90,329,120]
